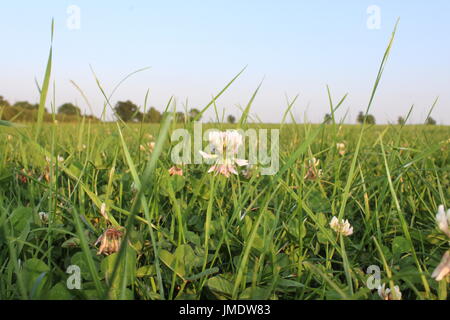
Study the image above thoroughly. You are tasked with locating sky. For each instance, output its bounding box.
[1,0,449,124]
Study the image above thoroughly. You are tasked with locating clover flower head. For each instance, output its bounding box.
[436,205,450,238]
[95,227,124,256]
[329,216,353,236]
[140,142,155,153]
[168,166,183,176]
[304,157,323,180]
[432,251,450,281]
[336,142,346,156]
[377,283,402,300]
[38,212,49,224]
[199,130,248,178]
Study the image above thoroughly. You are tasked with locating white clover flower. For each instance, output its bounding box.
[140,142,155,153]
[436,205,450,238]
[336,142,346,156]
[432,251,450,281]
[304,157,323,180]
[329,216,353,236]
[377,283,402,300]
[199,130,248,178]
[38,212,49,224]
[45,155,64,164]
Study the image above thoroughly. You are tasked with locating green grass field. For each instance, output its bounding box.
[0,121,449,300]
[0,21,449,301]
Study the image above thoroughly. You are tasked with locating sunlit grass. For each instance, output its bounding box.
[0,120,448,300]
[0,20,449,300]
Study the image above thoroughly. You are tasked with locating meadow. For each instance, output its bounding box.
[0,21,449,301]
[0,120,449,300]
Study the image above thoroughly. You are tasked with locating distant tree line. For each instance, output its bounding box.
[322,111,437,125]
[0,94,240,124]
[0,96,100,122]
[113,100,203,123]
[0,95,439,125]
[356,111,376,125]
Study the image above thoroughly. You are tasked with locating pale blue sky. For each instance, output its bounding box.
[1,1,449,124]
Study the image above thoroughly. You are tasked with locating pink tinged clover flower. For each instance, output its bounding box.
[432,251,450,281]
[199,130,248,178]
[95,227,124,256]
[304,157,323,180]
[168,166,183,176]
[436,205,450,238]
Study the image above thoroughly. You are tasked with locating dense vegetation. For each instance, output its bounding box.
[0,20,448,301]
[0,121,448,299]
